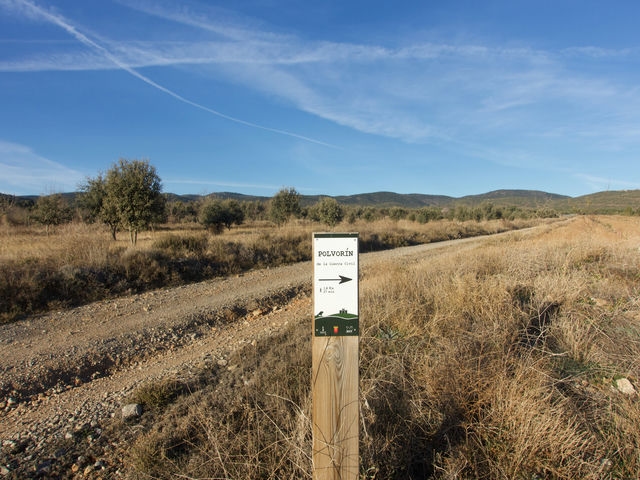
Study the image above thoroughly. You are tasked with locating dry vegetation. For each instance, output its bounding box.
[0,217,534,322]
[114,215,640,479]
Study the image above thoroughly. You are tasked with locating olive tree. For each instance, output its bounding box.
[199,199,245,234]
[100,159,165,245]
[269,187,301,226]
[80,173,120,240]
[109,159,164,244]
[312,197,344,227]
[31,193,73,235]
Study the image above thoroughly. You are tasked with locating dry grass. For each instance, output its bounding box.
[121,215,640,479]
[360,215,640,478]
[0,217,536,322]
[125,321,313,479]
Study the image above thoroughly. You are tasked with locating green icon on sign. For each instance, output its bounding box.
[315,309,359,336]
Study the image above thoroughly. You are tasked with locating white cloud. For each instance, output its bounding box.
[0,140,85,195]
[115,0,287,43]
[3,0,640,151]
[1,0,337,147]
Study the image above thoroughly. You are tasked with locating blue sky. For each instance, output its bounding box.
[1,0,640,198]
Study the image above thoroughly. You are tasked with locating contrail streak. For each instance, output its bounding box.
[7,0,338,148]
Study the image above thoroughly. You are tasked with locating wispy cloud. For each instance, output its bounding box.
[0,0,337,147]
[3,0,640,156]
[0,140,84,194]
[113,6,640,147]
[116,0,288,43]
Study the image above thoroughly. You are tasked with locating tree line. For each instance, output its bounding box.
[0,158,564,240]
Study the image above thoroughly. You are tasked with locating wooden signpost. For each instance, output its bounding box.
[312,233,359,480]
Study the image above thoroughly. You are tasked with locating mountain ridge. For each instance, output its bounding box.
[3,189,639,213]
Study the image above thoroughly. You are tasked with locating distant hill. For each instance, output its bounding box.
[556,190,640,214]
[455,190,569,208]
[151,188,640,214]
[0,193,37,208]
[334,191,454,208]
[162,191,455,208]
[4,189,639,213]
[164,192,268,203]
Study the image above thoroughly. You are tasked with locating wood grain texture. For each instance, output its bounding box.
[312,335,359,480]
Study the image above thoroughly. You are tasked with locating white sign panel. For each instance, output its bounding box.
[313,233,359,336]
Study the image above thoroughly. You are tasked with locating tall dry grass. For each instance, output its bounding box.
[360,215,640,478]
[122,215,640,479]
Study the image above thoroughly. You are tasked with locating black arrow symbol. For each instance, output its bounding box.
[319,275,352,284]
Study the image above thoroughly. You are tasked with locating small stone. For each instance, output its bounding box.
[84,465,95,475]
[615,377,636,396]
[71,464,81,473]
[600,458,613,470]
[122,403,143,420]
[243,377,256,387]
[0,465,10,476]
[2,440,19,454]
[6,397,17,407]
[36,459,53,475]
[75,422,90,433]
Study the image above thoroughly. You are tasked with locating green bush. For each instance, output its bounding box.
[309,197,345,226]
[269,187,301,225]
[199,199,244,233]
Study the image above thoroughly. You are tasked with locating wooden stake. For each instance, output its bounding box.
[312,335,359,479]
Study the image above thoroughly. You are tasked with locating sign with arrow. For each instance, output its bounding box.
[319,275,352,284]
[313,233,358,337]
[312,232,359,479]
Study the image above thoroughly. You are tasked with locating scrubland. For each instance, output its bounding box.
[0,217,532,323]
[118,215,640,479]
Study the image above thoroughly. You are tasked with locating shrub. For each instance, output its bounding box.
[269,187,301,225]
[199,199,244,233]
[310,197,344,226]
[30,194,73,234]
[415,207,443,223]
